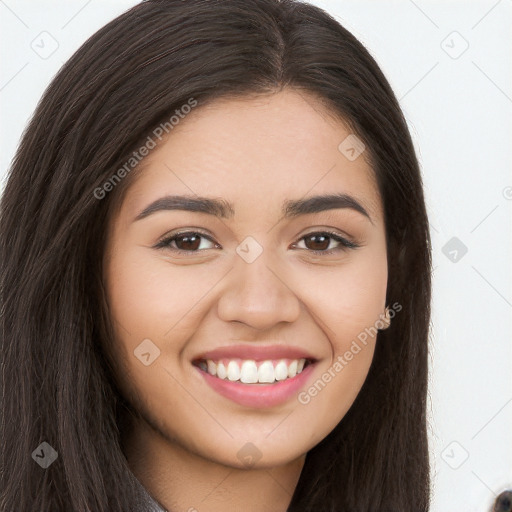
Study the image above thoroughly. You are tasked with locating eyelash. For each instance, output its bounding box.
[154,229,360,256]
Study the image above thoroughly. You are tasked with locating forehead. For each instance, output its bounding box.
[121,89,383,223]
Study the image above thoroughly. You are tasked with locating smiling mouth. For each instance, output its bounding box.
[192,357,315,385]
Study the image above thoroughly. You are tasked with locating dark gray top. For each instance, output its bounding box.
[130,470,168,512]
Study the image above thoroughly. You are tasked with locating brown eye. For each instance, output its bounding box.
[173,233,201,251]
[295,231,360,254]
[303,233,330,251]
[155,231,217,253]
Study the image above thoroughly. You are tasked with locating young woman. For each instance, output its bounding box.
[0,1,432,511]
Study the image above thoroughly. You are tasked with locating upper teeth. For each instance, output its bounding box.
[199,358,306,384]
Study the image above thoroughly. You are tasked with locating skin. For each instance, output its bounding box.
[103,88,388,512]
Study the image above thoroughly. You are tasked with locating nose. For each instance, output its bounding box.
[216,250,301,330]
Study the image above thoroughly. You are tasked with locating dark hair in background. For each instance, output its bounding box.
[0,0,432,510]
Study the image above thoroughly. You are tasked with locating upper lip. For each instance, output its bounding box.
[193,344,318,363]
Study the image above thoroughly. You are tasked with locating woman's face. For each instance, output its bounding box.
[103,88,388,469]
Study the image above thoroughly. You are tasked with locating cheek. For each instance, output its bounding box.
[103,246,207,414]
[289,248,386,416]
[296,250,388,349]
[291,265,386,446]
[290,345,375,452]
[105,246,216,339]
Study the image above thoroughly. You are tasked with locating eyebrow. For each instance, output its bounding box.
[133,193,374,224]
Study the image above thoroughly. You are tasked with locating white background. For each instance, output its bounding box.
[1,1,511,510]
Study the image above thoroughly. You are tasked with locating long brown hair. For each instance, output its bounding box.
[0,1,432,510]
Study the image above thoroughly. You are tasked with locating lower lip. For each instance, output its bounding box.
[194,363,316,408]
